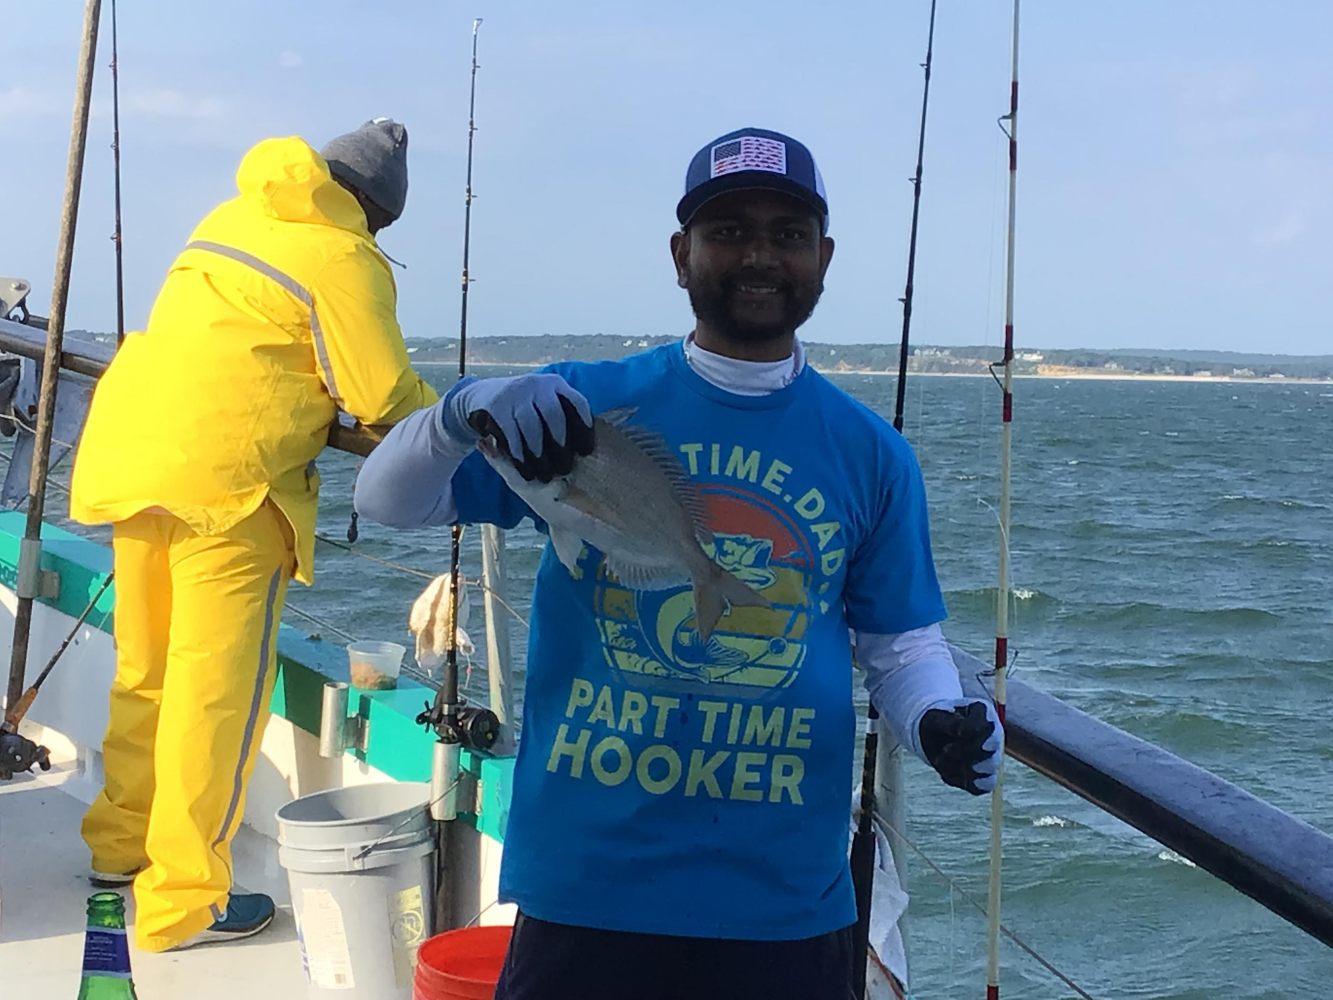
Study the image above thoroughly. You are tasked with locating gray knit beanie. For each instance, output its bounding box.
[321,117,409,221]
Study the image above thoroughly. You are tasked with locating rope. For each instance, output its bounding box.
[875,813,1097,1000]
[462,578,530,631]
[281,601,472,691]
[0,411,83,451]
[0,445,72,495]
[314,531,532,630]
[282,601,359,643]
[314,532,436,580]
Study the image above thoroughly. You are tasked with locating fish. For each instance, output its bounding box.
[409,573,476,676]
[477,407,771,642]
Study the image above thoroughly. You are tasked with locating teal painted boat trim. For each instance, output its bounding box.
[0,511,116,627]
[0,512,513,844]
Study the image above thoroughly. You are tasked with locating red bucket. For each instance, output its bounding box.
[414,925,513,1000]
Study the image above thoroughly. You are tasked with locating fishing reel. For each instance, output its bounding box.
[417,698,500,752]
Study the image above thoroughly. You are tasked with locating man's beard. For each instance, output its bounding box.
[686,271,823,344]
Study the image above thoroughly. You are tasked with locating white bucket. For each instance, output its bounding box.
[277,782,434,999]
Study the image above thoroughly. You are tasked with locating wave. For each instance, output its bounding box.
[1095,650,1322,686]
[1032,815,1073,828]
[1078,602,1281,630]
[1177,535,1317,569]
[1107,706,1258,755]
[1156,849,1198,868]
[944,586,1058,617]
[1055,518,1214,542]
[1214,494,1329,512]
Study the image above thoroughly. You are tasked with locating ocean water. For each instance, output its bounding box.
[160,368,1333,997]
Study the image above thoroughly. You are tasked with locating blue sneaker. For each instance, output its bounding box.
[168,893,276,949]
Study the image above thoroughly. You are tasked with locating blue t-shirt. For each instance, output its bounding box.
[451,344,946,940]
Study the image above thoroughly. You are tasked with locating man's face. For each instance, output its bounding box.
[671,190,834,346]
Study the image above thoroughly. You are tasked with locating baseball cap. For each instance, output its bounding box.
[676,127,828,233]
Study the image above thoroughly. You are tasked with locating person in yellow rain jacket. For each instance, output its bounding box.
[68,118,438,952]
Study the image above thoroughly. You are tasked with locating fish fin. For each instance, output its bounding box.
[548,527,586,576]
[693,568,772,642]
[603,554,691,591]
[605,421,712,536]
[598,406,638,426]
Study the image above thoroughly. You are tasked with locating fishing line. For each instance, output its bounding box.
[851,4,940,996]
[879,814,1097,1000]
[312,532,533,629]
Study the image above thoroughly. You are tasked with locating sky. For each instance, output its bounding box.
[2,1,1330,355]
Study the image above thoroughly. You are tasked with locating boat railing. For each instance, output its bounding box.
[952,644,1333,948]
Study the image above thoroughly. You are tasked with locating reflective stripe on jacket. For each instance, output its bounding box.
[70,136,438,583]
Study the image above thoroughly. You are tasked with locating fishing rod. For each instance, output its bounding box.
[422,15,496,748]
[3,0,123,744]
[986,0,1021,996]
[850,2,939,996]
[109,0,125,346]
[5,0,102,718]
[421,21,498,931]
[891,0,937,437]
[4,573,116,731]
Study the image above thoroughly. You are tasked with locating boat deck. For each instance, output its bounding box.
[0,744,306,997]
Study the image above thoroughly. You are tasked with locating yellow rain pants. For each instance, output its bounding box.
[81,502,293,952]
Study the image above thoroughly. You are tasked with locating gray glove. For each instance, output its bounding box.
[441,373,595,482]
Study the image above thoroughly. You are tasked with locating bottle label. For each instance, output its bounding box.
[82,927,132,978]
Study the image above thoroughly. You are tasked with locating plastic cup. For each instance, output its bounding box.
[347,640,406,691]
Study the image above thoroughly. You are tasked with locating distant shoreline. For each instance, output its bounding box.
[410,360,1333,386]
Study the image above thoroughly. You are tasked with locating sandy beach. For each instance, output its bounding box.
[410,359,1333,386]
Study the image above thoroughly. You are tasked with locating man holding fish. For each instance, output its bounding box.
[356,127,1003,999]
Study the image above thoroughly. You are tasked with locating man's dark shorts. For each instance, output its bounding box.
[493,911,856,1000]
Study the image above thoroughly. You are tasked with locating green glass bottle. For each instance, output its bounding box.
[77,892,139,999]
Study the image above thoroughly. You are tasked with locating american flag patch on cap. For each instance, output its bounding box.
[711,135,787,178]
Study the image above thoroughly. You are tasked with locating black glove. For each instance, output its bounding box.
[918,699,1002,795]
[0,729,51,780]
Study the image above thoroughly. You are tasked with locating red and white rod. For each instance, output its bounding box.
[987,0,1020,997]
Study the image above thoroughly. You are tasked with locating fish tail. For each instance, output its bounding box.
[693,568,771,642]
